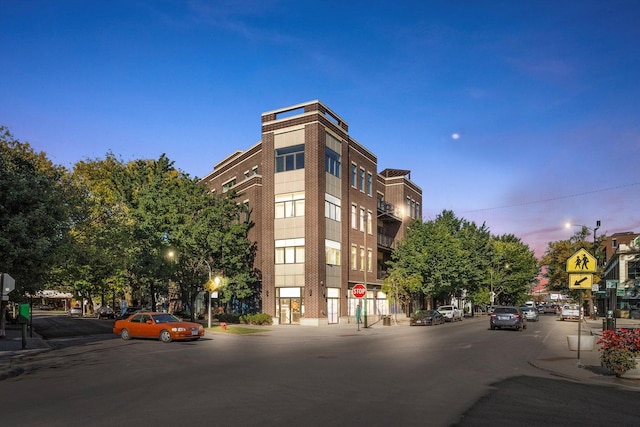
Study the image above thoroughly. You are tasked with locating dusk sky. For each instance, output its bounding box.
[2,0,639,257]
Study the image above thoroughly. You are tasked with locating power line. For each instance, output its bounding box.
[461,182,640,213]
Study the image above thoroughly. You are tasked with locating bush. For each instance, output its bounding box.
[239,313,273,326]
[598,328,640,376]
[215,313,240,324]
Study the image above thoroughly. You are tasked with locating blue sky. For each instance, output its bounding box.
[2,0,639,257]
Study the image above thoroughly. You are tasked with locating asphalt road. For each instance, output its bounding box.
[2,314,638,426]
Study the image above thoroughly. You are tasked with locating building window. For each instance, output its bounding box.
[275,144,304,172]
[252,166,259,175]
[275,193,305,218]
[275,238,305,264]
[359,168,365,191]
[351,245,357,270]
[367,211,372,234]
[325,194,341,222]
[351,204,357,229]
[366,173,372,196]
[360,208,365,232]
[326,240,341,266]
[325,148,341,178]
[222,178,236,192]
[612,239,617,248]
[360,247,365,271]
[406,197,411,218]
[411,200,416,219]
[351,164,357,187]
[367,248,372,273]
[416,202,421,219]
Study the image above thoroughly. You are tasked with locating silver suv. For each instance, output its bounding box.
[436,305,463,322]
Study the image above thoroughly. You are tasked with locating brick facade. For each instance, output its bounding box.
[199,100,422,326]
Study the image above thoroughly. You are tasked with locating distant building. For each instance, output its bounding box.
[200,100,422,325]
[600,231,639,265]
[601,235,640,319]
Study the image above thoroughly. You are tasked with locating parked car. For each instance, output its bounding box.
[489,306,526,331]
[410,309,445,326]
[113,312,204,343]
[38,304,52,310]
[436,305,463,322]
[559,303,581,321]
[541,304,559,314]
[520,306,539,322]
[96,306,115,319]
[69,306,83,316]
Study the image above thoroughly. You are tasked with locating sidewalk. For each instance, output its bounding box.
[0,324,51,355]
[528,316,640,390]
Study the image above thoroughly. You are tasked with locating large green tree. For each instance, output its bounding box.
[385,210,491,311]
[489,234,539,306]
[0,127,75,335]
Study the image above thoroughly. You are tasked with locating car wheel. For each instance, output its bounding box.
[160,330,172,343]
[490,325,495,330]
[121,329,130,340]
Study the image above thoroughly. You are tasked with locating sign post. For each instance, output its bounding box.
[352,284,366,331]
[566,249,597,366]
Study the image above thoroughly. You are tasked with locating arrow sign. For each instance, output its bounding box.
[569,273,593,290]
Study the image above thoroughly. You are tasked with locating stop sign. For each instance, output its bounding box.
[352,284,366,298]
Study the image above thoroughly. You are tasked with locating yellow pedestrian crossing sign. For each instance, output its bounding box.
[569,273,593,290]
[566,248,597,273]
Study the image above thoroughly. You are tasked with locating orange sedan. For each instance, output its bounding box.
[113,312,205,343]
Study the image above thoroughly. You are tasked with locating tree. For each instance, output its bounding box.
[0,127,74,335]
[386,210,491,311]
[489,234,539,306]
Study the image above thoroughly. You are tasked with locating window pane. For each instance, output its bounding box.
[295,199,305,216]
[296,152,304,169]
[275,248,284,264]
[275,203,285,218]
[296,246,305,263]
[285,247,295,263]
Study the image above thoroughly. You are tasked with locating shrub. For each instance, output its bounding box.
[239,313,273,325]
[598,328,640,376]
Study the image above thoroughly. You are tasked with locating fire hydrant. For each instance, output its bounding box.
[221,322,227,330]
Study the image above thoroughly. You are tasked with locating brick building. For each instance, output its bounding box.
[200,100,422,326]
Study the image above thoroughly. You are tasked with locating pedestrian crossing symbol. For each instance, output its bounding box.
[566,248,597,273]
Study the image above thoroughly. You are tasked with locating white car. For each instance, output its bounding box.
[436,305,463,322]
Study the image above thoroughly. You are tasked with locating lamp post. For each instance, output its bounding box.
[363,211,368,328]
[202,260,222,329]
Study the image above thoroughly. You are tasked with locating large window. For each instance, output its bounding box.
[325,194,341,222]
[351,164,357,187]
[359,168,365,191]
[275,238,305,264]
[351,204,357,229]
[325,148,341,178]
[325,240,341,266]
[275,144,305,172]
[366,172,372,196]
[351,245,357,270]
[222,178,236,192]
[275,193,305,218]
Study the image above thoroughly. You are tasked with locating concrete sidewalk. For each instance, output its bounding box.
[528,317,640,390]
[0,323,51,353]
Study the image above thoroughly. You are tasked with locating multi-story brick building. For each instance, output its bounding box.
[200,101,422,326]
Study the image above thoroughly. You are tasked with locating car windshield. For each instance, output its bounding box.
[152,313,182,324]
[415,310,436,316]
[494,307,517,314]
[438,306,452,310]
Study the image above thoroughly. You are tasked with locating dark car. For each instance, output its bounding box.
[489,306,526,331]
[96,306,115,319]
[410,309,445,326]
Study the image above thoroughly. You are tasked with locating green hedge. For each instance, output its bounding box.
[239,313,273,326]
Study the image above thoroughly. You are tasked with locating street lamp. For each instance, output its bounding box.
[203,259,222,329]
[566,220,601,257]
